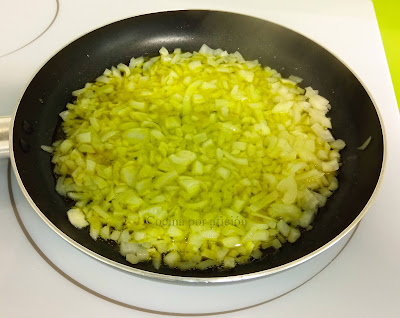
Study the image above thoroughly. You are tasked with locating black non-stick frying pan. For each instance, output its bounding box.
[8,10,384,283]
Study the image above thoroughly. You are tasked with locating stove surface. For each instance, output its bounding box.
[0,0,58,57]
[1,0,399,317]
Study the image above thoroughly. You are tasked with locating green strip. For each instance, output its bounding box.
[372,0,400,109]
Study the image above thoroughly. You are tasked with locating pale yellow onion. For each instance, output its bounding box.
[51,46,345,270]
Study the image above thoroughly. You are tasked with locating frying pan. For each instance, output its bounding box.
[2,10,384,283]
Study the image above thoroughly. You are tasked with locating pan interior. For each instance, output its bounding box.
[12,11,384,279]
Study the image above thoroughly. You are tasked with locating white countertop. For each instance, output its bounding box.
[1,0,399,317]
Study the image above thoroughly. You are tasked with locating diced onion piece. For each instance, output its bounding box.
[169,150,196,166]
[222,236,240,248]
[322,159,339,172]
[178,176,201,195]
[199,44,214,55]
[159,47,169,56]
[59,139,74,154]
[238,70,254,82]
[164,251,181,267]
[309,94,330,112]
[288,75,303,83]
[41,145,53,153]
[216,167,231,180]
[254,120,271,136]
[330,139,346,150]
[287,228,301,243]
[309,108,332,128]
[110,230,121,241]
[277,219,291,237]
[192,161,203,175]
[311,123,334,142]
[249,191,279,213]
[358,136,372,150]
[189,60,202,70]
[77,132,91,143]
[272,101,294,113]
[117,63,130,76]
[277,176,298,204]
[268,204,302,222]
[129,100,146,111]
[67,208,89,229]
[299,210,315,227]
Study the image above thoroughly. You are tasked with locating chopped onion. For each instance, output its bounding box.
[51,45,345,271]
[358,136,372,150]
[67,208,89,229]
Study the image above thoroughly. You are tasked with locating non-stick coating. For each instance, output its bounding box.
[12,11,383,279]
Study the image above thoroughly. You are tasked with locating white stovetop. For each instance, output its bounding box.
[1,0,400,317]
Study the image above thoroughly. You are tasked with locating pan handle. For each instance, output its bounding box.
[0,116,11,159]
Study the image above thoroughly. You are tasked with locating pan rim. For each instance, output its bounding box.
[9,9,388,283]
